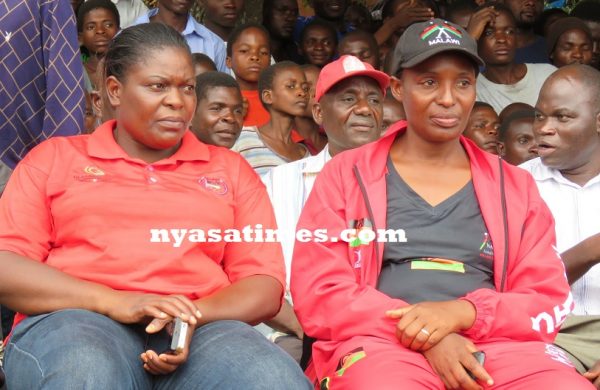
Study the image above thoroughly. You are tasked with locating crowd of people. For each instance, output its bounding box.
[1,0,600,388]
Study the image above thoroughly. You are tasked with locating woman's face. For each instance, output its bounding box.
[267,66,309,116]
[392,52,476,144]
[107,47,196,154]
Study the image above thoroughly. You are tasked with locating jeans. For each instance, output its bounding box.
[4,309,312,390]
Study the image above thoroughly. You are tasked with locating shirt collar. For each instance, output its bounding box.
[144,9,196,37]
[301,144,330,174]
[87,120,210,164]
[527,157,600,188]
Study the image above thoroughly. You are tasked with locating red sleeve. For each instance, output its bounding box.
[290,161,407,343]
[0,141,56,261]
[221,153,286,291]
[462,173,572,343]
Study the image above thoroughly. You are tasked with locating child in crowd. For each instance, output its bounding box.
[192,53,218,76]
[294,65,328,154]
[227,23,272,127]
[191,71,244,149]
[294,0,351,44]
[77,0,120,89]
[263,0,301,62]
[233,62,310,176]
[201,0,244,42]
[299,19,338,68]
[338,31,380,69]
[382,88,405,134]
[498,105,537,165]
[464,101,500,155]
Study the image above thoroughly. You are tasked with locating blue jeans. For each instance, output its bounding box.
[4,309,312,390]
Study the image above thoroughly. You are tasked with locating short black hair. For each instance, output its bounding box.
[227,23,270,57]
[77,0,120,32]
[473,101,496,112]
[191,53,217,71]
[498,108,535,141]
[195,71,241,102]
[299,18,338,47]
[258,61,301,109]
[104,23,191,82]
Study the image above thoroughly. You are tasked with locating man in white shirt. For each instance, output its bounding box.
[261,55,389,361]
[520,63,600,387]
[475,3,556,114]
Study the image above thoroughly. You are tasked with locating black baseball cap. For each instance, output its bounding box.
[391,19,484,75]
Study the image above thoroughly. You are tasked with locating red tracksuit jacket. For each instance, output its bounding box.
[290,121,574,381]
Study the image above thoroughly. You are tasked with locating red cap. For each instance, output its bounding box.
[315,55,390,102]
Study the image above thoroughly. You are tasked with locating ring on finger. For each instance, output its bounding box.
[420,328,430,336]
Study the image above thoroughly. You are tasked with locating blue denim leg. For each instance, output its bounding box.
[155,320,312,390]
[4,309,151,390]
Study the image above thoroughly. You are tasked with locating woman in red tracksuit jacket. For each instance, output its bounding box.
[290,19,594,390]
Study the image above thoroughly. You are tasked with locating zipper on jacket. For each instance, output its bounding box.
[498,156,509,292]
[353,165,380,265]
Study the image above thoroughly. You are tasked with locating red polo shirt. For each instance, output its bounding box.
[0,121,285,302]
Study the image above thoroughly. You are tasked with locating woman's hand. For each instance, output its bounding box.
[584,360,600,389]
[385,300,476,350]
[104,291,202,328]
[140,319,196,375]
[423,333,493,390]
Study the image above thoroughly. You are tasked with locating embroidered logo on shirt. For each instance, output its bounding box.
[74,166,106,182]
[84,166,105,176]
[336,347,367,376]
[3,31,12,43]
[198,177,228,195]
[347,218,373,248]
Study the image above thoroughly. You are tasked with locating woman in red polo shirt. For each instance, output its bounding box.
[0,23,310,390]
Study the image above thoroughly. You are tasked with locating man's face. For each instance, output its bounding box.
[202,0,244,28]
[192,87,244,148]
[300,26,337,67]
[551,29,593,68]
[268,0,298,39]
[582,20,600,69]
[534,70,600,174]
[501,117,537,165]
[338,38,379,69]
[504,0,543,28]
[314,76,383,155]
[464,106,500,154]
[477,11,517,66]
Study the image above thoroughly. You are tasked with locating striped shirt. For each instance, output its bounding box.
[232,126,309,178]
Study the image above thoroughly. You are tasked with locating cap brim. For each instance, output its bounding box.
[395,47,485,74]
[317,69,390,102]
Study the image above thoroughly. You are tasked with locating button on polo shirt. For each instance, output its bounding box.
[0,120,285,299]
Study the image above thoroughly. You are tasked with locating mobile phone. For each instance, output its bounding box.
[167,318,189,355]
[467,351,486,380]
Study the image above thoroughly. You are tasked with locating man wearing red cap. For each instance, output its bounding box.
[262,55,390,363]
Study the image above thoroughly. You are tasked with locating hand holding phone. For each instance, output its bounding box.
[467,351,486,380]
[167,318,189,355]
